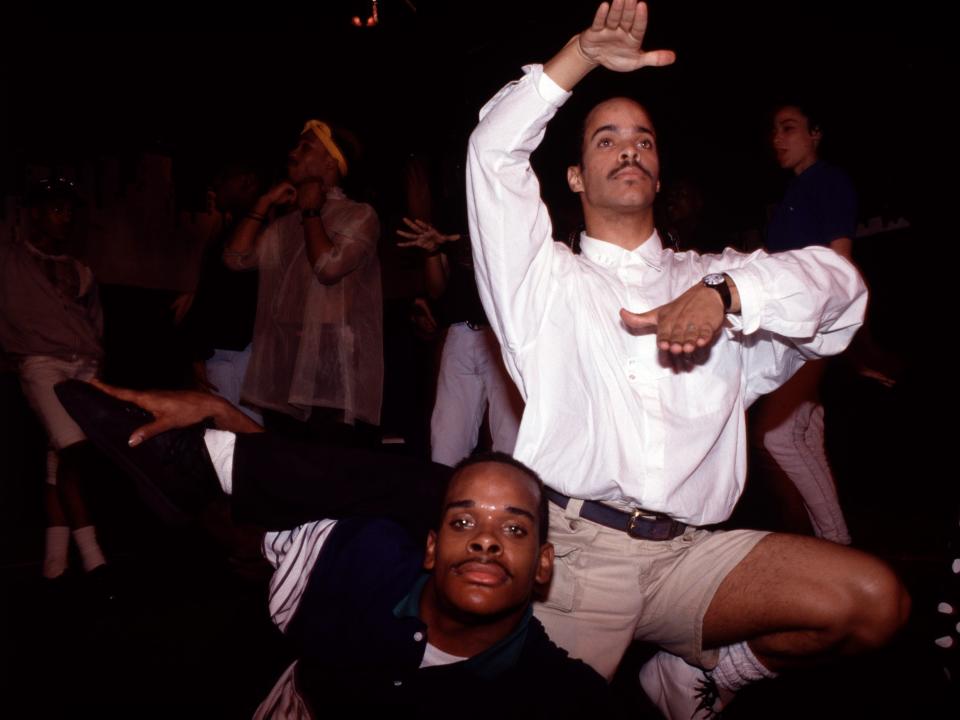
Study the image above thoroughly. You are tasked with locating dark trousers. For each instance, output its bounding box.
[229,432,451,542]
[263,407,379,450]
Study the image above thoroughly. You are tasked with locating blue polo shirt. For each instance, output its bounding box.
[766,161,858,252]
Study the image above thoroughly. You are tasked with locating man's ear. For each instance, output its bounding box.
[567,165,584,193]
[423,530,438,571]
[535,542,554,586]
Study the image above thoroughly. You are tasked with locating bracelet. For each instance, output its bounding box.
[301,207,323,220]
[245,211,267,223]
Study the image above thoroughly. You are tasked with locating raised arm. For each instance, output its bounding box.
[223,182,296,270]
[467,0,673,359]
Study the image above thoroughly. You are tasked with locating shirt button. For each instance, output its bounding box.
[413,631,424,642]
[628,374,636,381]
[393,680,403,687]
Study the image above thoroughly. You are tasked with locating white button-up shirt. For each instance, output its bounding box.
[466,65,867,525]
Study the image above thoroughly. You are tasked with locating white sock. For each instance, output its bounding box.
[43,526,71,579]
[72,525,106,572]
[711,642,777,692]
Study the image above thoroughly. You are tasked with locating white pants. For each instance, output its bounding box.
[430,323,523,466]
[754,361,850,545]
[18,355,99,484]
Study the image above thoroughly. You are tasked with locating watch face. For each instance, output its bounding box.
[703,273,725,286]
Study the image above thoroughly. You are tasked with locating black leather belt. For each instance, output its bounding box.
[545,488,687,541]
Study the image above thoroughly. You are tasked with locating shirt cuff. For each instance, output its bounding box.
[524,63,572,107]
[203,429,236,494]
[723,266,761,335]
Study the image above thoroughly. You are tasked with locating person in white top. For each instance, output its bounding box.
[224,120,382,447]
[466,2,909,717]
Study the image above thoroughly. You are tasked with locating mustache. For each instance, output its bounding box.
[608,159,653,181]
[454,558,512,578]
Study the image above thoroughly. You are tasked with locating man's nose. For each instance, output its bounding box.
[619,145,639,162]
[468,532,502,556]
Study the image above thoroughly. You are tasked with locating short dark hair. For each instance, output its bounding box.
[449,452,550,545]
[771,99,824,135]
[576,96,658,165]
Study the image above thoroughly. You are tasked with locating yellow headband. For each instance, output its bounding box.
[302,120,349,177]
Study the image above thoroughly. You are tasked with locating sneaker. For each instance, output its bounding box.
[639,650,724,720]
[54,379,221,525]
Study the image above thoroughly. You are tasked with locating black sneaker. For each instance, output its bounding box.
[54,379,221,525]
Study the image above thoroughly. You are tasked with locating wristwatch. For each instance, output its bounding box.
[702,273,732,312]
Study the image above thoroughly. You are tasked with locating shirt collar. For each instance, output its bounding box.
[579,229,664,272]
[394,573,533,679]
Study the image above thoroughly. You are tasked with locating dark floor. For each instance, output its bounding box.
[1,368,956,718]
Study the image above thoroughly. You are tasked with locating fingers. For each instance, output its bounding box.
[442,233,462,243]
[402,217,433,232]
[605,0,623,29]
[621,293,721,355]
[129,418,175,447]
[89,378,141,404]
[591,1,610,29]
[621,0,637,31]
[396,241,420,248]
[672,321,715,354]
[87,379,159,445]
[396,230,419,239]
[656,316,718,354]
[629,0,646,39]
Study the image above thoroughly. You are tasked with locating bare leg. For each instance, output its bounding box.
[703,533,910,671]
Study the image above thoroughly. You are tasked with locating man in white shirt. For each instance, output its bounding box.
[466,2,909,717]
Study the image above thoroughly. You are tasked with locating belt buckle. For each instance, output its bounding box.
[627,508,671,541]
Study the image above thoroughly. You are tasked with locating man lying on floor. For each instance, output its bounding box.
[54,380,610,718]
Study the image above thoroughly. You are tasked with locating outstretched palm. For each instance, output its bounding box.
[578,0,675,72]
[396,217,461,253]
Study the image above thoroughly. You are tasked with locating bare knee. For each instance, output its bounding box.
[829,557,910,652]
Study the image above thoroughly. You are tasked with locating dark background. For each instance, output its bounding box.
[2,1,951,224]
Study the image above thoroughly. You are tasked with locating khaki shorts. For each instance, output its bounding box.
[18,355,99,483]
[535,500,768,680]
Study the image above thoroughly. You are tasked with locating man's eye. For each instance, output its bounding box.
[597,138,613,148]
[638,139,653,150]
[451,517,473,530]
[504,524,528,537]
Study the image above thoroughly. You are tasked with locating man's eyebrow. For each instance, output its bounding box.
[505,506,536,522]
[589,124,656,142]
[442,499,535,522]
[443,499,475,512]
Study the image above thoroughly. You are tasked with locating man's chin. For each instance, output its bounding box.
[445,595,524,625]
